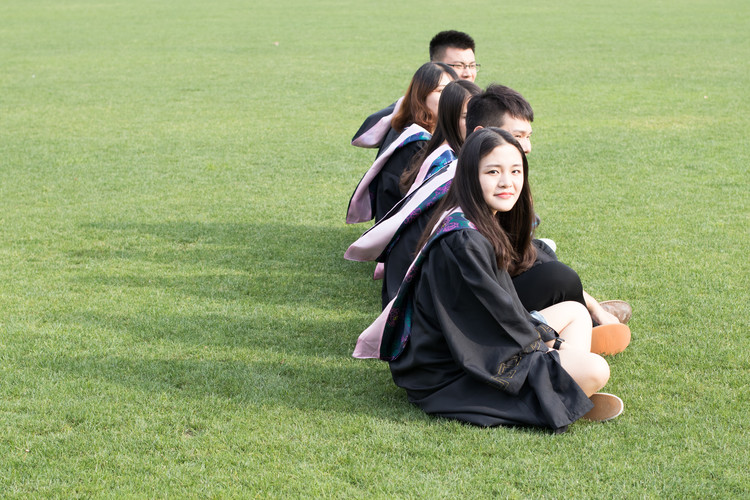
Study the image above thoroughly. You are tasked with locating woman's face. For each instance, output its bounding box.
[458,98,469,140]
[425,72,453,118]
[478,144,524,215]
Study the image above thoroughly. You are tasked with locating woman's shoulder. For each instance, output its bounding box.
[396,123,430,143]
[440,225,487,243]
[435,227,494,262]
[400,139,428,154]
[424,227,503,286]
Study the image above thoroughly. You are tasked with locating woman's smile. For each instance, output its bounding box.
[479,144,524,214]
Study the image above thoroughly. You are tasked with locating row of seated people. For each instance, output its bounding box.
[344,31,633,432]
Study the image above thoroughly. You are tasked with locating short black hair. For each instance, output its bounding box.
[429,30,476,61]
[465,84,534,133]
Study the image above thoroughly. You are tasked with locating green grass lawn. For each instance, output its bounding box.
[1,0,748,497]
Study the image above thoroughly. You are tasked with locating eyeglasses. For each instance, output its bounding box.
[446,63,481,71]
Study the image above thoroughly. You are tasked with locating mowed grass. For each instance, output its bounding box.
[1,0,748,497]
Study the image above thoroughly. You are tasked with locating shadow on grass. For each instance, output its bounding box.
[55,219,420,421]
[73,220,377,311]
[69,308,364,360]
[70,219,381,354]
[39,350,420,423]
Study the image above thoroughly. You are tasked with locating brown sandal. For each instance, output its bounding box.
[582,393,624,422]
[599,300,633,324]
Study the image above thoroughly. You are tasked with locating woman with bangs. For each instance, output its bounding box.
[354,128,626,432]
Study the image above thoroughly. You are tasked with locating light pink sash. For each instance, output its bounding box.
[351,97,404,148]
[346,123,430,224]
[353,207,460,359]
[345,160,457,262]
[406,143,453,196]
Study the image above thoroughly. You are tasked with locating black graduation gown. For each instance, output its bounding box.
[382,203,436,308]
[381,203,570,311]
[388,229,593,432]
[373,140,426,223]
[351,101,397,147]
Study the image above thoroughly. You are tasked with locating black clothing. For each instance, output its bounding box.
[382,211,584,313]
[512,260,586,312]
[382,203,436,308]
[388,229,593,431]
[373,140,425,222]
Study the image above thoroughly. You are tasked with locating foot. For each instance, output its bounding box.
[599,300,632,324]
[591,323,631,355]
[582,393,624,422]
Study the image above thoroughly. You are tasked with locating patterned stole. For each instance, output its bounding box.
[425,148,457,181]
[352,209,475,360]
[380,176,452,262]
[344,161,455,264]
[405,144,457,196]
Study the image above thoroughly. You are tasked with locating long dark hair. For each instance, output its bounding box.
[399,80,481,194]
[391,62,457,133]
[418,128,536,276]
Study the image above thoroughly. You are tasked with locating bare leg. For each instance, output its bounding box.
[539,301,592,351]
[538,302,618,408]
[554,349,610,397]
[584,290,620,325]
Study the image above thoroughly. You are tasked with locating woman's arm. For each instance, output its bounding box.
[583,290,620,325]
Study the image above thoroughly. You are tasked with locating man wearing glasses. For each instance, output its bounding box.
[429,30,480,82]
[351,30,479,151]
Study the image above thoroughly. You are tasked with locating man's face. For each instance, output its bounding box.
[501,114,533,154]
[437,47,477,82]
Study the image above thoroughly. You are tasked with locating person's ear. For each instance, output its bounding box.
[473,125,484,132]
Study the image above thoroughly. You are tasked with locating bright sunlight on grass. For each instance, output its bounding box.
[1,0,748,497]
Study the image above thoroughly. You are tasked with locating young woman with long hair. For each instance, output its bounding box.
[354,128,628,432]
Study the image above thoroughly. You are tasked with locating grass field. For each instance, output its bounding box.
[1,0,748,497]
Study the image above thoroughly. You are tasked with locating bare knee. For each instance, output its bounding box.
[569,301,590,324]
[585,354,611,395]
[556,350,611,396]
[542,301,591,331]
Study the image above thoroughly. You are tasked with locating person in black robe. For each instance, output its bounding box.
[355,128,623,432]
[347,63,457,224]
[388,227,595,431]
[378,84,619,323]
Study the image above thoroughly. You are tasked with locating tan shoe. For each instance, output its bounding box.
[599,300,632,324]
[582,393,624,422]
[591,323,631,355]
